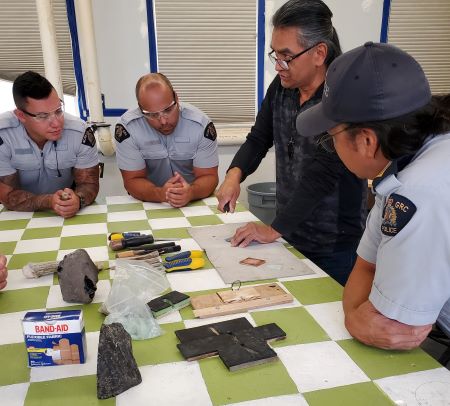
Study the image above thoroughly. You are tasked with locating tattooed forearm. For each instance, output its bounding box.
[73,166,100,205]
[0,173,52,212]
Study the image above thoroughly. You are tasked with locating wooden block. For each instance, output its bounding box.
[190,283,293,318]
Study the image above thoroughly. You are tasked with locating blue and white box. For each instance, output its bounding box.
[22,310,87,367]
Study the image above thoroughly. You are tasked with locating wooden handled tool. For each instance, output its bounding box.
[23,260,104,279]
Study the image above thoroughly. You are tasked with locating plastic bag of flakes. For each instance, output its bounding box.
[100,259,169,340]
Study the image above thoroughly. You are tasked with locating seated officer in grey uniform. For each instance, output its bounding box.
[297,42,450,350]
[115,73,219,208]
[0,71,99,218]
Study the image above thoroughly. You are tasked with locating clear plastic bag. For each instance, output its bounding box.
[101,259,170,340]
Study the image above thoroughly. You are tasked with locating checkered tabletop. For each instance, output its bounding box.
[1,196,449,406]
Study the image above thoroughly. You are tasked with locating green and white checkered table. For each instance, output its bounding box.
[1,195,449,406]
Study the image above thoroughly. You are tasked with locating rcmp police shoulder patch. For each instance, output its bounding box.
[115,124,130,143]
[82,127,96,147]
[381,193,416,236]
[204,122,217,141]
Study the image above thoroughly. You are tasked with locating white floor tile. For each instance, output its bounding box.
[202,196,219,206]
[0,211,33,220]
[77,204,107,215]
[107,210,147,222]
[229,393,308,406]
[167,268,227,292]
[180,206,214,217]
[0,309,44,345]
[375,368,450,406]
[60,223,108,237]
[116,362,212,406]
[177,238,202,251]
[106,196,140,205]
[30,331,99,382]
[14,238,61,254]
[26,216,64,228]
[0,229,24,242]
[143,201,172,210]
[149,217,191,230]
[304,302,352,341]
[0,383,30,406]
[46,279,111,308]
[56,247,109,262]
[277,341,369,393]
[217,211,259,224]
[3,269,54,289]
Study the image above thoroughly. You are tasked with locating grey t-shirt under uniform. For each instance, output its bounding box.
[115,102,218,187]
[0,112,98,195]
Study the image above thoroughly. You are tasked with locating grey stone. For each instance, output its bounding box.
[57,249,98,303]
[97,323,142,399]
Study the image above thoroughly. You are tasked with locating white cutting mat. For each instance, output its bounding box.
[189,223,315,283]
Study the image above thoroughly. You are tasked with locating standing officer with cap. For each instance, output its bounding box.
[297,41,450,350]
[115,73,218,208]
[0,71,99,218]
[216,0,367,285]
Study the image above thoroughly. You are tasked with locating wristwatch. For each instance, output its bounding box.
[76,193,86,210]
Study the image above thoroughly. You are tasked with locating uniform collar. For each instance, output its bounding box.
[372,154,414,194]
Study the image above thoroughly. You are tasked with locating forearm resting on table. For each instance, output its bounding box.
[0,174,52,211]
[343,257,431,349]
[121,170,165,202]
[73,166,100,205]
[190,171,218,200]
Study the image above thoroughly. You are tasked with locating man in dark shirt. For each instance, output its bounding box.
[216,0,367,285]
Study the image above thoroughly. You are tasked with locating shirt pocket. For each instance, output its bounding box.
[11,152,40,171]
[141,146,168,160]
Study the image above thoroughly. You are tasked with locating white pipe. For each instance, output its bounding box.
[74,0,115,156]
[36,0,64,98]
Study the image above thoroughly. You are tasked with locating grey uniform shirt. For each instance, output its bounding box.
[0,112,98,195]
[357,133,450,334]
[115,102,218,187]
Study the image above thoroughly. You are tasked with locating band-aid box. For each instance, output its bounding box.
[22,310,87,367]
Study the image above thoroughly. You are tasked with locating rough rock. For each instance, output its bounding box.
[97,323,142,399]
[57,249,98,303]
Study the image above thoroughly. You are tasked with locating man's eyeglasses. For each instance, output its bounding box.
[268,43,320,70]
[316,126,349,153]
[141,100,178,120]
[21,101,65,122]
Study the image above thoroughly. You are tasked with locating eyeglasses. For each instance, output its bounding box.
[268,43,320,70]
[141,100,178,120]
[316,126,349,153]
[21,101,65,122]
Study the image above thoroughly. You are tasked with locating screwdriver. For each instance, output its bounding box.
[109,235,176,251]
[163,257,205,272]
[163,250,205,272]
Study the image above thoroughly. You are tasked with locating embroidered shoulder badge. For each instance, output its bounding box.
[82,127,96,147]
[115,124,130,143]
[204,122,217,141]
[381,193,417,236]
